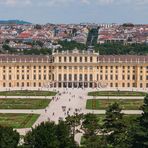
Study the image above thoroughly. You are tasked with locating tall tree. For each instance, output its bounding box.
[132,94,148,148]
[103,102,126,147]
[65,113,82,145]
[0,126,20,148]
[56,121,77,148]
[82,113,103,148]
[24,122,59,148]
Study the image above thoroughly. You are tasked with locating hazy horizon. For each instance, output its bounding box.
[0,0,147,24]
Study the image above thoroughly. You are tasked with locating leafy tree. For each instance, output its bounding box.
[94,43,148,55]
[82,113,103,148]
[2,44,11,51]
[24,122,59,148]
[132,94,148,148]
[57,121,77,148]
[0,126,20,148]
[58,40,86,51]
[86,28,99,47]
[82,113,100,138]
[103,102,126,148]
[66,113,82,145]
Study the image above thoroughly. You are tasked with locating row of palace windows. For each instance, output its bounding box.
[59,74,93,81]
[58,56,94,63]
[58,74,148,81]
[99,75,137,80]
[2,75,53,80]
[3,82,42,87]
[2,66,53,70]
[110,83,148,88]
[3,70,50,73]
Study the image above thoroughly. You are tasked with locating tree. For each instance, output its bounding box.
[24,121,79,148]
[24,122,59,148]
[2,44,11,51]
[82,113,103,148]
[132,94,148,148]
[65,113,82,146]
[56,121,77,148]
[103,102,126,148]
[0,126,20,148]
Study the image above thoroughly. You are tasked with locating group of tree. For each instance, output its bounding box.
[58,40,86,51]
[1,95,148,148]
[94,43,148,55]
[81,95,148,148]
[86,28,99,47]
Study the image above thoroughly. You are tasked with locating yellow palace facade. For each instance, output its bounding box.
[0,49,148,89]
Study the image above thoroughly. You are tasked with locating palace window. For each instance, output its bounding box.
[17,75,19,80]
[115,75,118,80]
[122,83,125,87]
[80,57,82,62]
[128,83,130,87]
[22,82,24,87]
[9,75,11,80]
[140,83,143,88]
[22,75,24,80]
[105,75,108,80]
[90,57,93,62]
[34,83,36,87]
[27,75,29,80]
[85,57,87,62]
[100,75,103,80]
[59,74,62,81]
[85,74,88,81]
[90,74,93,81]
[59,57,61,62]
[115,83,118,87]
[140,76,143,80]
[64,74,67,81]
[9,83,11,87]
[3,83,6,87]
[122,75,125,80]
[64,57,67,62]
[79,74,83,81]
[34,75,36,80]
[39,75,41,80]
[128,75,130,80]
[69,74,72,81]
[74,57,77,62]
[3,75,5,80]
[69,57,72,62]
[44,75,46,80]
[74,74,77,81]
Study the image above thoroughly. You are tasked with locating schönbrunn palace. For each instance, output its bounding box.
[0,49,148,89]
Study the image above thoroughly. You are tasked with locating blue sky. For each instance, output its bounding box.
[0,0,147,24]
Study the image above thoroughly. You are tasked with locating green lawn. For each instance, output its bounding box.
[86,99,143,110]
[0,113,39,128]
[0,99,51,109]
[0,90,56,96]
[88,91,147,96]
